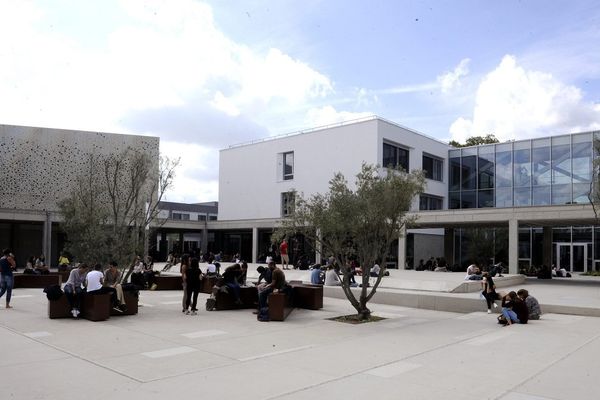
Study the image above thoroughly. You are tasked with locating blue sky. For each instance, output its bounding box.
[1,0,599,202]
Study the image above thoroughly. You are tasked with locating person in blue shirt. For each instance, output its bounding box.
[0,249,16,309]
[310,265,324,285]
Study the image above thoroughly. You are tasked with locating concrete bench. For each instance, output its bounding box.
[154,275,182,290]
[13,273,62,288]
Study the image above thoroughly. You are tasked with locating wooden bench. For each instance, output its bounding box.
[110,290,139,316]
[268,290,294,321]
[201,276,218,294]
[290,283,323,310]
[13,273,62,288]
[153,275,182,290]
[48,292,111,321]
[214,286,258,310]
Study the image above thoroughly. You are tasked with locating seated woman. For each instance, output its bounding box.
[517,289,541,320]
[34,255,50,275]
[501,291,528,326]
[324,266,341,286]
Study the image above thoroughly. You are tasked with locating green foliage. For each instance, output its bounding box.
[450,134,499,148]
[275,163,425,319]
[589,137,600,219]
[464,227,508,268]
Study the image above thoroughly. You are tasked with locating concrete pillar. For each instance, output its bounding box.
[398,226,407,269]
[201,227,208,254]
[543,226,553,268]
[43,213,52,265]
[508,218,519,274]
[251,227,258,263]
[444,228,454,267]
[315,228,322,263]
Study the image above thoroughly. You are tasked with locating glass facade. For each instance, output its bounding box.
[448,133,594,209]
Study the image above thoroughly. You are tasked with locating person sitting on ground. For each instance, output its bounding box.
[86,264,123,313]
[142,257,157,290]
[481,271,499,313]
[465,264,482,280]
[310,264,324,285]
[104,261,127,312]
[369,262,381,278]
[324,265,341,286]
[517,289,541,320]
[184,257,203,315]
[257,261,287,311]
[64,263,89,317]
[537,264,552,279]
[500,291,519,326]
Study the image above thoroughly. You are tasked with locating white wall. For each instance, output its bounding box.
[219,118,451,221]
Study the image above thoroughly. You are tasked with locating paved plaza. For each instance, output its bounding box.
[2,271,600,400]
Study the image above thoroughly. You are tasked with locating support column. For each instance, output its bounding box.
[444,228,454,267]
[201,227,208,254]
[178,231,184,254]
[508,218,519,274]
[543,226,552,268]
[315,228,322,263]
[251,227,258,263]
[43,213,52,265]
[397,226,407,269]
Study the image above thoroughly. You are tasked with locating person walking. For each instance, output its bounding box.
[0,249,16,309]
[184,258,202,315]
[280,239,289,270]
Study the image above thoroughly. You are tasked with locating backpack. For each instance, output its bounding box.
[43,284,63,301]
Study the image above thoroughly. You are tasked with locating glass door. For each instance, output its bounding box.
[555,243,588,272]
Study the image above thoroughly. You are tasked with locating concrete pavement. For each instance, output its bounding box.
[2,277,600,400]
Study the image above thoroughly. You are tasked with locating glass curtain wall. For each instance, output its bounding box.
[449,133,594,209]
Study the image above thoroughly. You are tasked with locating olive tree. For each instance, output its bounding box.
[59,147,178,279]
[274,163,425,320]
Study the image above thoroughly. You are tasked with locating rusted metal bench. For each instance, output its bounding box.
[13,273,62,288]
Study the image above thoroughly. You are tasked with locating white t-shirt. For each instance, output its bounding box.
[371,264,381,274]
[86,270,103,291]
[206,263,216,273]
[324,269,340,286]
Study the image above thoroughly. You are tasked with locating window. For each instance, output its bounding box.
[419,194,443,210]
[208,214,217,221]
[422,154,443,181]
[281,192,295,216]
[172,212,190,221]
[197,214,207,221]
[383,142,409,171]
[283,151,294,180]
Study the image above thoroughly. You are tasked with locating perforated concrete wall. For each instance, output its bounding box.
[0,124,159,212]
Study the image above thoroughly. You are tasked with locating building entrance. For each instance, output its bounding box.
[555,243,588,272]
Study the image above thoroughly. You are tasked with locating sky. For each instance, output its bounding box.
[1,0,600,203]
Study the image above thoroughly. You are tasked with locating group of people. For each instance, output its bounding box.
[480,270,542,325]
[23,255,50,275]
[62,261,128,318]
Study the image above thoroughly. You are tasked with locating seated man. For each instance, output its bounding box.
[310,265,324,285]
[131,256,146,287]
[257,261,287,310]
[104,261,127,311]
[465,264,482,280]
[34,255,50,275]
[86,264,123,313]
[64,263,89,317]
[206,264,242,310]
[369,263,381,278]
[324,266,341,286]
[517,289,542,320]
[205,262,218,277]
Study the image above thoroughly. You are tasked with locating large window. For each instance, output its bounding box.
[422,154,443,181]
[383,142,409,171]
[281,192,295,217]
[419,194,443,210]
[172,212,190,221]
[283,151,294,180]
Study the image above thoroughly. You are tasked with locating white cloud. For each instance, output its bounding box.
[450,55,600,143]
[437,58,470,94]
[304,106,372,128]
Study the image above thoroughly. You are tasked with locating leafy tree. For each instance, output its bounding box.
[450,134,499,148]
[589,137,600,221]
[59,148,178,280]
[274,164,425,320]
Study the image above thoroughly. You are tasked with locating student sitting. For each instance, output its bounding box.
[86,264,123,313]
[517,289,541,320]
[64,264,89,317]
[310,265,324,285]
[324,266,341,286]
[104,261,127,311]
[369,263,381,278]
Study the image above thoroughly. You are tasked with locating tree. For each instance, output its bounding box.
[449,134,499,148]
[589,137,600,220]
[274,164,425,320]
[58,147,179,280]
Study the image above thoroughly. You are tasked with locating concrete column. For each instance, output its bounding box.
[251,227,258,263]
[508,218,519,274]
[398,226,407,269]
[201,227,208,254]
[43,213,52,265]
[543,226,553,268]
[315,228,322,263]
[444,228,454,267]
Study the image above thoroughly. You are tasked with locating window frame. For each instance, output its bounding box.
[422,153,444,182]
[383,142,409,171]
[283,151,294,181]
[281,191,295,217]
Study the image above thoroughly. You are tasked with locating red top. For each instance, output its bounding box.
[279,241,288,255]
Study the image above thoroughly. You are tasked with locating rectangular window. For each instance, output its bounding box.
[383,142,409,171]
[422,154,443,181]
[172,212,190,221]
[208,214,217,221]
[419,194,443,210]
[197,214,207,221]
[281,192,295,217]
[283,151,294,180]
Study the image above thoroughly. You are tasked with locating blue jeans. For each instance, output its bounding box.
[0,275,13,303]
[502,308,519,323]
[64,284,83,310]
[224,282,240,302]
[258,286,274,309]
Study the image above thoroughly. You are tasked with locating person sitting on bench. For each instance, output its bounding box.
[64,263,89,317]
[104,261,127,312]
[206,264,243,310]
[86,264,124,313]
[257,261,287,310]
